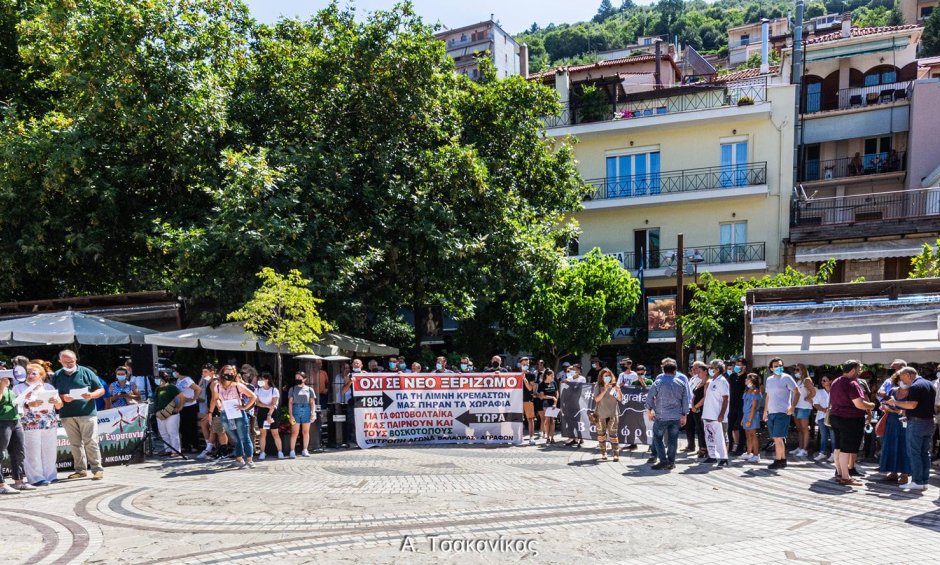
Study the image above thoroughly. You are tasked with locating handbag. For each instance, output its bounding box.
[156,401,177,421]
[874,414,888,438]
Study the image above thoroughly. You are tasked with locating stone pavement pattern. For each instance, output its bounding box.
[2,443,939,564]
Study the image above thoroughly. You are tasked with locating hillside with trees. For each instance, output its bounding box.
[517,0,906,73]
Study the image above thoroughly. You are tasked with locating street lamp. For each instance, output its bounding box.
[687,249,705,284]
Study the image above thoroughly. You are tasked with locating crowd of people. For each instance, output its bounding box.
[2,349,939,494]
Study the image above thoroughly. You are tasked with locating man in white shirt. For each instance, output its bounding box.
[702,359,730,467]
[563,364,586,383]
[617,358,638,387]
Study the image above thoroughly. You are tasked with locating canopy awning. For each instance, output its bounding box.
[144,323,397,356]
[0,311,156,345]
[750,295,940,364]
[794,237,936,263]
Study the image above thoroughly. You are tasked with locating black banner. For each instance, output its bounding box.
[559,382,651,445]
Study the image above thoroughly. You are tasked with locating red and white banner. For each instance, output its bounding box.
[352,373,523,449]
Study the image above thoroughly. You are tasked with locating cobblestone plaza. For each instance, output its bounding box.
[2,443,939,564]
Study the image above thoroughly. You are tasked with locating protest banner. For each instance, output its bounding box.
[2,403,149,475]
[352,372,523,449]
[558,382,651,445]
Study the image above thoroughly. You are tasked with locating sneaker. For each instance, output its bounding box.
[748,454,760,464]
[716,459,729,467]
[0,484,20,495]
[900,481,928,491]
[247,462,256,469]
[767,459,784,470]
[277,452,284,459]
[196,450,210,461]
[301,449,310,457]
[14,483,37,491]
[565,439,578,446]
[235,461,247,469]
[258,453,266,461]
[67,471,87,480]
[92,471,104,481]
[651,462,668,470]
[737,452,752,460]
[646,456,657,464]
[827,453,835,463]
[529,438,535,446]
[32,481,49,487]
[703,457,718,464]
[813,452,827,462]
[289,451,296,459]
[665,463,675,470]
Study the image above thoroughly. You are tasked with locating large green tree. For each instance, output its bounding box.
[512,249,641,370]
[924,7,940,57]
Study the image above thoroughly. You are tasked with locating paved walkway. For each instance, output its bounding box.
[2,442,939,564]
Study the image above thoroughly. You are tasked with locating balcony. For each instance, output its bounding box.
[804,81,911,115]
[799,151,906,183]
[542,79,768,130]
[625,242,766,271]
[584,162,767,204]
[790,187,940,242]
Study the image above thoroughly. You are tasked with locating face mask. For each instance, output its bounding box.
[707,369,715,377]
[116,374,127,382]
[223,374,235,382]
[620,366,628,371]
[63,366,77,374]
[773,367,784,375]
[352,368,361,373]
[435,363,443,371]
[460,363,468,371]
[567,370,574,378]
[492,362,500,368]
[257,380,267,388]
[520,364,528,371]
[733,366,741,374]
[592,363,598,369]
[746,382,755,389]
[295,378,304,385]
[154,378,163,386]
[899,382,910,390]
[794,371,802,377]
[603,375,612,384]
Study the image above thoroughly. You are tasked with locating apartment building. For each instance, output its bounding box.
[435,16,524,80]
[781,20,940,282]
[901,0,936,23]
[728,17,790,67]
[532,39,795,353]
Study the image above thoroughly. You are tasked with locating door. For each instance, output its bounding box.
[606,151,661,197]
[804,144,820,181]
[634,228,661,270]
[719,222,747,263]
[720,141,749,187]
[805,82,821,113]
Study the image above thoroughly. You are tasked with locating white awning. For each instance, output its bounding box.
[794,237,936,263]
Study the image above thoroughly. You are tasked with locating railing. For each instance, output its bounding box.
[800,151,906,182]
[446,32,494,47]
[804,81,912,114]
[791,187,940,229]
[584,162,767,201]
[621,242,766,270]
[542,79,768,129]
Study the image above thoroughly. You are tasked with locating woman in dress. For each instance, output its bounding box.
[593,368,623,461]
[739,373,762,464]
[537,370,559,444]
[15,363,63,486]
[254,372,283,460]
[878,371,910,484]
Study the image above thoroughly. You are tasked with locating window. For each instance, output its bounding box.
[863,136,891,171]
[805,81,821,113]
[719,222,747,263]
[643,37,652,45]
[863,68,897,86]
[920,6,933,19]
[803,144,821,181]
[605,151,661,197]
[883,257,912,280]
[740,34,750,46]
[720,140,749,187]
[634,229,661,270]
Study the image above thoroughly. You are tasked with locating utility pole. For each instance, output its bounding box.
[676,233,684,372]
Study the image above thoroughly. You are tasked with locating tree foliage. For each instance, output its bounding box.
[909,239,940,278]
[680,260,837,359]
[924,7,940,57]
[512,249,641,369]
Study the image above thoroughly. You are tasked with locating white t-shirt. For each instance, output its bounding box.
[565,374,586,383]
[176,376,198,407]
[702,375,730,422]
[617,370,638,387]
[256,386,279,409]
[813,389,830,422]
[795,378,813,409]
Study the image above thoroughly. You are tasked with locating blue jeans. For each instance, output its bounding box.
[222,413,254,460]
[905,418,933,485]
[818,422,834,455]
[652,419,680,464]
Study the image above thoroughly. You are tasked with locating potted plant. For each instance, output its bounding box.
[737,96,755,106]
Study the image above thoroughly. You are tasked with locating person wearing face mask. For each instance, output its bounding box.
[486,355,508,373]
[343,359,366,447]
[737,373,762,464]
[564,364,586,384]
[762,357,799,471]
[410,361,423,373]
[593,368,623,461]
[388,357,402,373]
[207,365,258,469]
[518,357,537,445]
[616,359,639,451]
[433,356,454,374]
[254,372,283,460]
[876,359,907,400]
[789,363,816,459]
[687,361,710,458]
[173,369,201,453]
[585,357,602,384]
[14,363,63,486]
[829,360,875,486]
[0,367,37,494]
[153,370,185,457]
[812,375,835,463]
[106,366,140,409]
[702,360,730,466]
[537,370,559,444]
[458,356,473,373]
[726,358,748,456]
[287,372,315,458]
[885,367,934,491]
[52,349,106,481]
[877,371,910,485]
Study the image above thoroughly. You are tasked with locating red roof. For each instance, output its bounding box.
[528,54,679,82]
[713,65,780,83]
[805,25,921,46]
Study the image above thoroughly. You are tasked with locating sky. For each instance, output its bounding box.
[243,0,618,35]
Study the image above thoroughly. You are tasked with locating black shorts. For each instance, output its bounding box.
[830,415,865,454]
[255,407,279,424]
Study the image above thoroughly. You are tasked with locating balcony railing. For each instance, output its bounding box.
[584,162,767,201]
[622,242,767,270]
[800,151,906,182]
[791,188,940,229]
[804,81,912,114]
[543,79,768,129]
